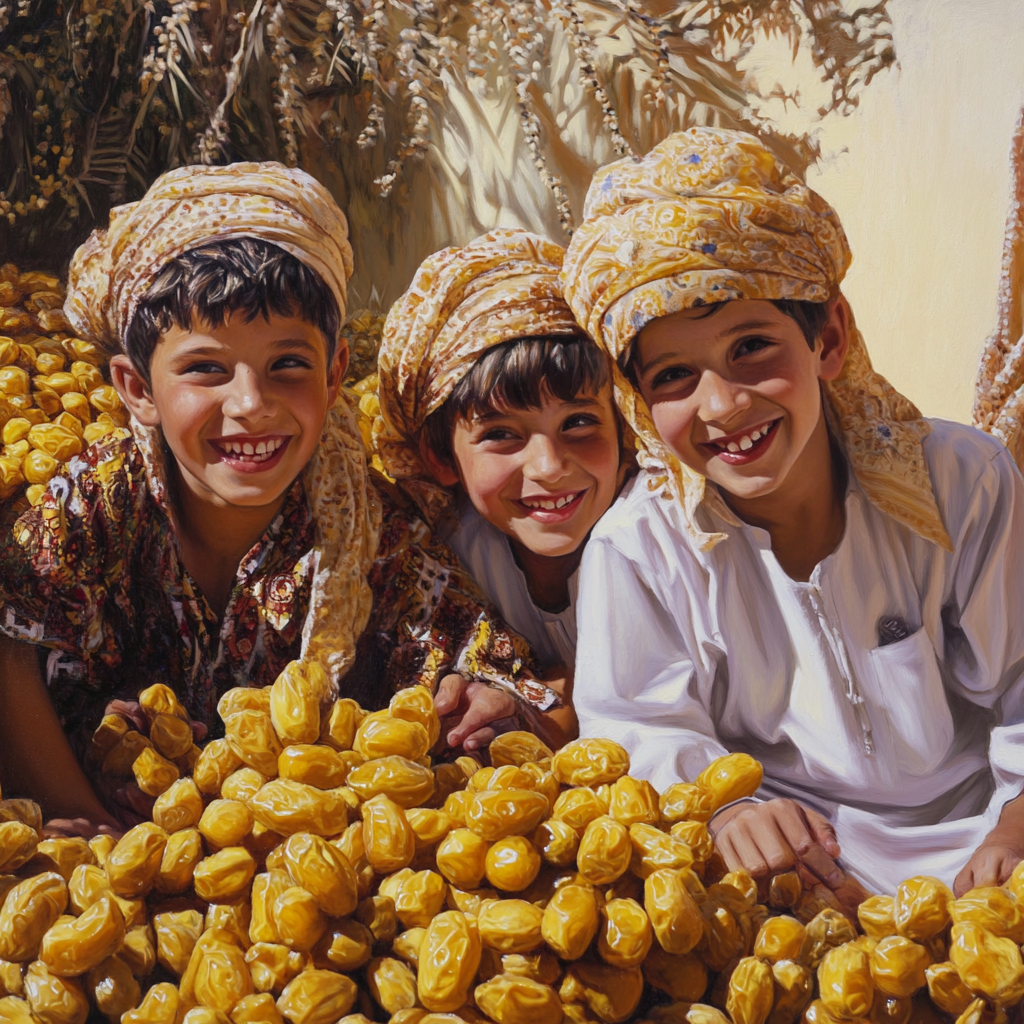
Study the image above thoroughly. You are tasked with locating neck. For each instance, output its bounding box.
[721,410,846,582]
[509,539,583,614]
[171,463,290,617]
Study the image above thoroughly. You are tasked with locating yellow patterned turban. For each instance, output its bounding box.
[64,162,381,691]
[374,228,583,524]
[561,127,951,551]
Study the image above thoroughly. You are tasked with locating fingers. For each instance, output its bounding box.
[43,817,123,840]
[805,808,842,858]
[445,685,516,749]
[114,783,155,823]
[461,726,497,752]
[190,720,208,743]
[776,803,843,888]
[433,674,468,717]
[104,699,148,734]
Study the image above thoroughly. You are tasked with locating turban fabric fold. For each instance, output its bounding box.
[561,128,951,551]
[65,162,381,689]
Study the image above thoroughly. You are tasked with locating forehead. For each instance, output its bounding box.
[635,300,797,363]
[463,381,614,422]
[157,309,330,354]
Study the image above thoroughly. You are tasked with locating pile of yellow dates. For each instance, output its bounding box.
[1,665,1024,1024]
[0,263,127,505]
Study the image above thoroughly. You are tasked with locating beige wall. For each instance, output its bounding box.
[795,0,1024,423]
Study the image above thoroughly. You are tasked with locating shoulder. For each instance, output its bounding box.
[921,418,1019,533]
[586,470,704,577]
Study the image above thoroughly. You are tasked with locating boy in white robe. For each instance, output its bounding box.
[561,127,1024,897]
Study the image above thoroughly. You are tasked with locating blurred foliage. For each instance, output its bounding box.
[0,0,894,267]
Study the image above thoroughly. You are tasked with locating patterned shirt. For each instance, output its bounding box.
[0,432,557,766]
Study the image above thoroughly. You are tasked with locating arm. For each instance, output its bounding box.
[954,788,1024,896]
[0,635,118,828]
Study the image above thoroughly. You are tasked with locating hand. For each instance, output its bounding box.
[710,797,844,889]
[954,838,1024,897]
[433,674,518,752]
[43,817,123,840]
[104,699,207,743]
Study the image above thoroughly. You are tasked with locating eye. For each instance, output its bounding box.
[272,355,313,371]
[562,412,601,432]
[650,364,693,389]
[182,361,226,376]
[480,427,519,443]
[734,335,773,358]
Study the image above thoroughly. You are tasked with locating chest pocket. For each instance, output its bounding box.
[866,628,954,775]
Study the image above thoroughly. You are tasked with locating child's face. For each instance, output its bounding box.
[449,385,621,559]
[633,299,847,503]
[114,310,344,511]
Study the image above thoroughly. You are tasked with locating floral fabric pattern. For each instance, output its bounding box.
[373,228,582,525]
[0,432,555,770]
[560,127,952,552]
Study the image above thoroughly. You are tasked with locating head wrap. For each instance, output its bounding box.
[374,228,584,524]
[561,127,951,551]
[64,162,381,691]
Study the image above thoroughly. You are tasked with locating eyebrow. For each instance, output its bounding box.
[638,318,781,376]
[170,337,319,359]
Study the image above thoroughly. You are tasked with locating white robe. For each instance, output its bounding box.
[442,502,577,673]
[574,419,1024,893]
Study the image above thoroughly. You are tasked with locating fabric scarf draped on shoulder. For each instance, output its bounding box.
[63,161,382,690]
[560,127,951,552]
[373,227,583,526]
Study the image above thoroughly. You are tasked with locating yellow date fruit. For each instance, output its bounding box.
[436,829,490,890]
[925,962,974,1017]
[87,955,140,1022]
[465,790,549,842]
[199,800,254,850]
[121,982,181,1024]
[893,877,952,942]
[276,970,357,1024]
[641,946,709,1002]
[540,883,599,961]
[869,935,930,999]
[949,921,1024,1004]
[0,873,69,962]
[597,897,652,969]
[645,869,703,956]
[354,715,430,762]
[474,973,562,1024]
[310,919,373,973]
[23,962,88,1024]
[366,957,417,1015]
[417,911,482,1013]
[484,837,541,892]
[378,869,447,930]
[193,848,257,903]
[577,817,631,886]
[551,739,629,787]
[753,916,806,964]
[607,776,660,827]
[859,896,897,939]
[346,756,434,809]
[362,794,415,873]
[0,822,38,872]
[532,819,579,867]
[231,993,284,1024]
[561,961,644,1024]
[250,780,348,838]
[225,711,283,778]
[156,828,203,894]
[269,663,323,746]
[150,714,194,760]
[245,943,308,995]
[193,943,253,1013]
[817,943,874,1019]
[726,957,774,1024]
[281,833,357,918]
[39,896,125,976]
[153,778,204,833]
[277,747,348,791]
[193,740,244,796]
[477,900,544,954]
[695,753,763,812]
[154,910,204,977]
[272,887,327,952]
[488,732,554,768]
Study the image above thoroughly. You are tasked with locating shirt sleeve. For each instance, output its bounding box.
[940,442,1024,810]
[0,432,143,668]
[368,484,562,712]
[574,531,730,792]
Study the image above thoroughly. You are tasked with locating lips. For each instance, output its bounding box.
[701,418,781,465]
[516,489,587,521]
[209,434,291,470]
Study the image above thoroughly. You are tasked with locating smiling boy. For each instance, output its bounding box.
[375,230,624,740]
[562,128,1024,898]
[0,166,561,829]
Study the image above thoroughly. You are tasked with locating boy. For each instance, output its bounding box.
[374,230,624,727]
[0,164,561,830]
[561,128,1024,897]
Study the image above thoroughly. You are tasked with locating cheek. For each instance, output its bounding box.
[648,398,697,452]
[459,454,520,510]
[153,387,217,449]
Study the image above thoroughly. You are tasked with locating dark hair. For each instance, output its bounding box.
[620,298,830,383]
[124,237,342,383]
[422,335,610,466]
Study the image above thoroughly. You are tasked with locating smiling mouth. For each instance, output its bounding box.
[210,435,290,465]
[704,418,781,454]
[516,490,587,519]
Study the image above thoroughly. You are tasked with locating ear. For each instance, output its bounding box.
[109,354,160,426]
[817,294,851,381]
[326,339,348,404]
[417,431,460,487]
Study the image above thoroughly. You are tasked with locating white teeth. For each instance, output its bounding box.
[750,429,762,442]
[242,442,254,455]
[727,442,740,453]
[256,442,267,455]
[739,437,753,451]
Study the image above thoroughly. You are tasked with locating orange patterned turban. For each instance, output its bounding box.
[562,127,951,551]
[64,162,380,690]
[374,228,583,524]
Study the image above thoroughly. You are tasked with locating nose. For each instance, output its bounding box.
[222,365,276,423]
[522,432,572,485]
[695,369,751,425]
